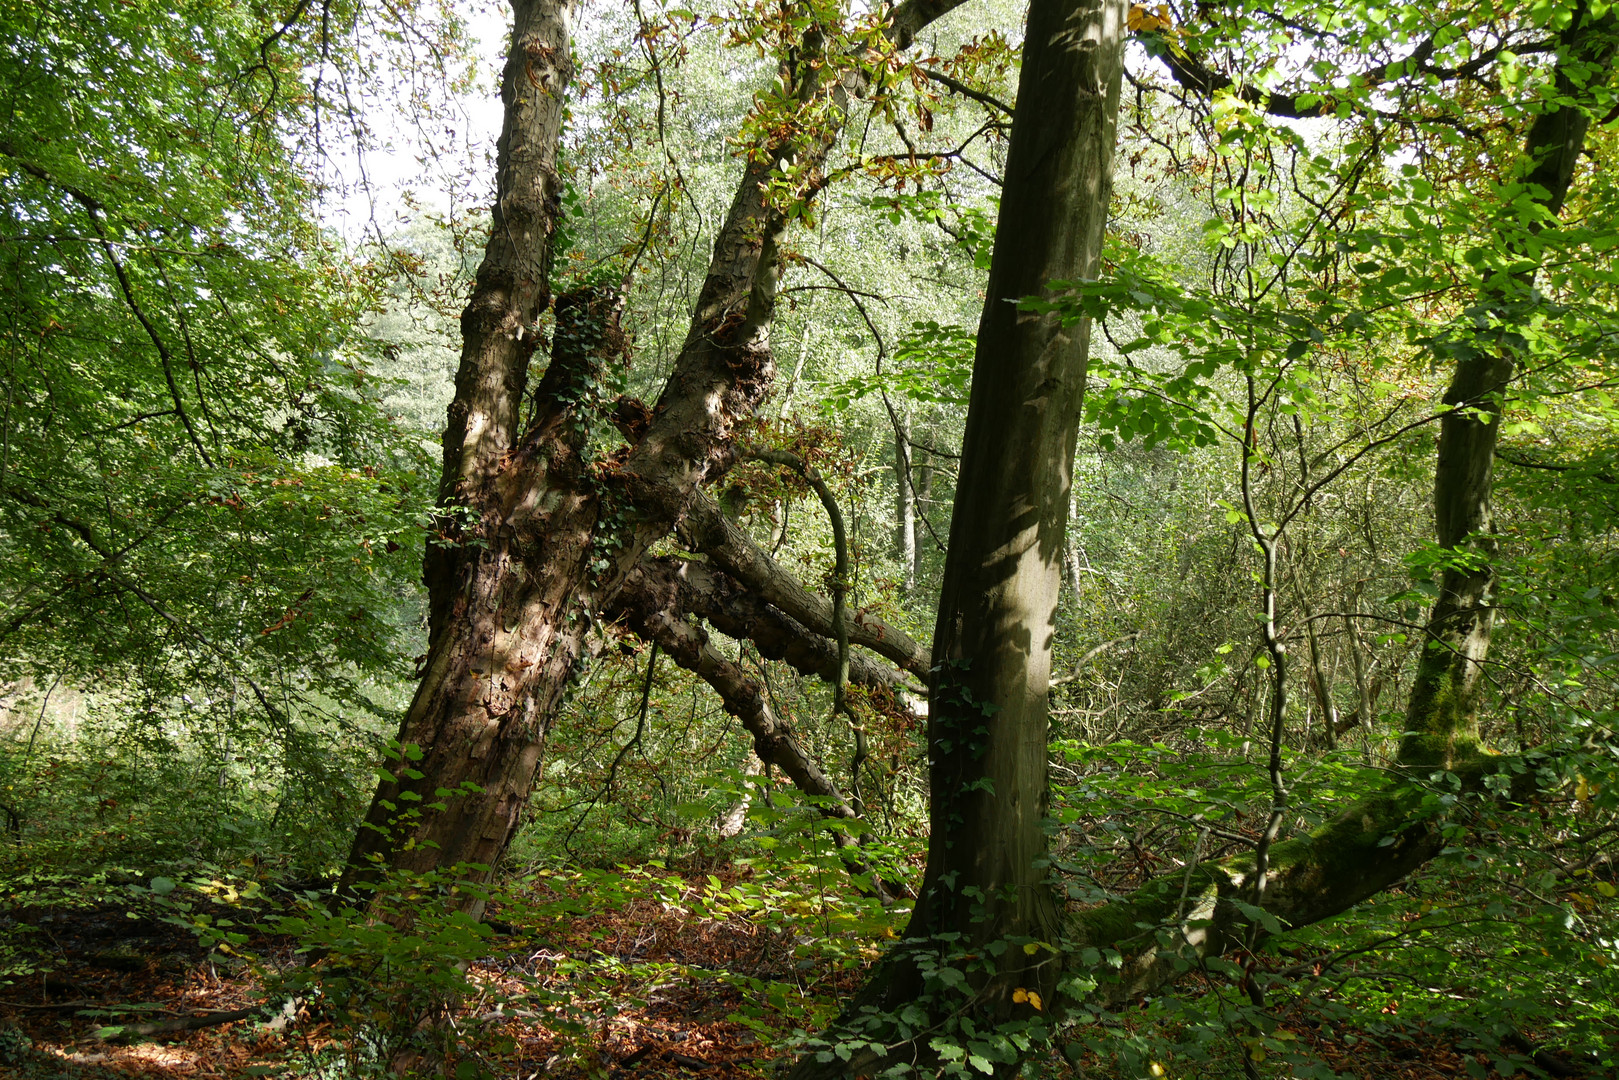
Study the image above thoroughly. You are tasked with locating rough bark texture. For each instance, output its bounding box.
[606,0,968,569]
[343,0,581,901]
[611,562,862,824]
[343,0,970,902]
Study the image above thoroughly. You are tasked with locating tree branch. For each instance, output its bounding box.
[0,141,213,466]
[610,560,905,904]
[919,67,1013,116]
[679,492,931,678]
[630,555,918,703]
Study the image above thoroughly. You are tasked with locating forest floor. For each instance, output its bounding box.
[0,865,1585,1079]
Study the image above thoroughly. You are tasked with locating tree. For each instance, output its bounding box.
[0,0,434,846]
[331,0,1619,1070]
[341,0,959,897]
[781,0,1130,1072]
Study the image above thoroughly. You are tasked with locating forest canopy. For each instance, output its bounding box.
[2,0,1617,1078]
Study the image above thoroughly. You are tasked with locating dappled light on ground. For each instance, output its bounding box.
[3,862,1604,1079]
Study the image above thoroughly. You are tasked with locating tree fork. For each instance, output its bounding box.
[342,0,581,905]
[342,0,974,899]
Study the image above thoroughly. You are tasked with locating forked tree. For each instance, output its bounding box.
[341,0,964,895]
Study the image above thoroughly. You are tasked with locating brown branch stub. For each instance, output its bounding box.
[610,395,655,445]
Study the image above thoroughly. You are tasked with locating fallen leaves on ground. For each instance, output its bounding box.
[0,864,1597,1078]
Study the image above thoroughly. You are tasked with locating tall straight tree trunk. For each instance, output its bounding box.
[912,0,1124,978]
[895,406,916,592]
[789,1,1128,1072]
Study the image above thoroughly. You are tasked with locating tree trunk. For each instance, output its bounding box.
[790,7,1615,1078]
[1399,13,1606,771]
[911,0,1124,987]
[787,0,1128,1071]
[895,407,917,593]
[717,754,762,839]
[343,0,581,903]
[342,0,971,903]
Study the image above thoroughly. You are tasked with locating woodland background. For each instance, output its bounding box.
[1,0,1617,1077]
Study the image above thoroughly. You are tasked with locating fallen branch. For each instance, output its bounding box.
[90,1005,263,1041]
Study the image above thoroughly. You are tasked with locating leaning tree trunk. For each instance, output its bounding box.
[344,0,970,905]
[788,0,1128,1072]
[343,0,584,904]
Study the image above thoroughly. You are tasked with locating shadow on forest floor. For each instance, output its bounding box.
[0,868,1591,1079]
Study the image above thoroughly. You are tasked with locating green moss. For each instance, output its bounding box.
[1399,660,1483,769]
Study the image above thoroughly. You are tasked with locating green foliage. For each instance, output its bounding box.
[823,321,976,412]
[0,701,372,884]
[6,0,1619,1076]
[0,0,452,891]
